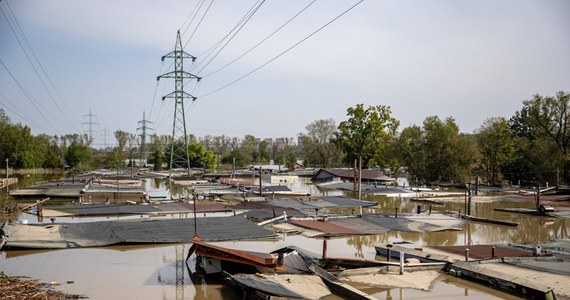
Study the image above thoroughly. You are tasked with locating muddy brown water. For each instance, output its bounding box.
[1,178,568,299]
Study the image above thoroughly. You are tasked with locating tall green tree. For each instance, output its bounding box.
[299,118,343,167]
[398,117,476,184]
[241,135,257,164]
[65,142,93,171]
[521,91,570,182]
[476,117,514,184]
[334,104,399,168]
[188,142,218,170]
[334,104,399,198]
[422,116,475,183]
[397,125,425,184]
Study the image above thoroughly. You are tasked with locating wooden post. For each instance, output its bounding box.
[259,167,263,197]
[536,183,540,213]
[322,238,328,259]
[358,155,362,200]
[475,173,479,196]
[353,159,357,195]
[395,207,398,218]
[465,248,470,262]
[556,167,560,193]
[193,193,198,238]
[399,252,405,275]
[464,184,468,216]
[467,183,472,215]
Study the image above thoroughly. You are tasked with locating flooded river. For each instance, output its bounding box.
[1,177,567,299]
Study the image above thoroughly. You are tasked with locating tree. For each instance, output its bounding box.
[241,135,257,164]
[397,125,426,184]
[398,116,476,184]
[258,140,271,163]
[188,142,218,170]
[221,149,247,168]
[334,104,399,198]
[299,118,343,167]
[476,117,514,184]
[521,91,570,182]
[65,142,93,171]
[422,116,475,183]
[508,102,559,185]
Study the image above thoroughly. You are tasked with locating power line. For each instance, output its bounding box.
[201,0,318,78]
[0,92,47,130]
[183,0,215,49]
[198,0,364,98]
[0,1,77,127]
[193,0,266,74]
[179,0,206,38]
[0,59,60,134]
[4,0,81,122]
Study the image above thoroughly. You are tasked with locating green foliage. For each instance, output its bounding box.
[65,142,93,171]
[221,149,247,167]
[258,140,271,163]
[520,91,570,182]
[334,104,399,168]
[299,118,343,167]
[241,135,257,163]
[398,116,476,184]
[153,150,163,171]
[476,117,514,184]
[397,125,425,183]
[188,142,218,170]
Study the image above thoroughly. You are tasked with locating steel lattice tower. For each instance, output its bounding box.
[157,31,201,176]
[137,111,153,165]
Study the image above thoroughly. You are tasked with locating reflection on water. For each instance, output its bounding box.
[2,176,568,299]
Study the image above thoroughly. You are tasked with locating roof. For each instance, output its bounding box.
[3,215,277,249]
[311,168,395,182]
[266,196,378,211]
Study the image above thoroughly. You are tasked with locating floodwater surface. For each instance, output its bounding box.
[1,177,568,299]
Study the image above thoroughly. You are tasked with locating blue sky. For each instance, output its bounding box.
[1,0,569,148]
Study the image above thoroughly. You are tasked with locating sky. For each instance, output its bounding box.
[1,0,569,148]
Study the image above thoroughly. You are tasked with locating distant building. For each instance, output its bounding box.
[275,137,286,151]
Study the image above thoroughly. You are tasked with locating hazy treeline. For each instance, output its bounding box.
[0,91,568,186]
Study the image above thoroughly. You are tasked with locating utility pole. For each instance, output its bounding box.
[83,109,99,146]
[137,111,154,166]
[157,31,201,177]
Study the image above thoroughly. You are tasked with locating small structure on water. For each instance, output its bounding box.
[311,168,395,184]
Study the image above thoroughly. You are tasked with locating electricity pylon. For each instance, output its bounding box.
[82,109,98,146]
[157,31,201,177]
[137,111,153,165]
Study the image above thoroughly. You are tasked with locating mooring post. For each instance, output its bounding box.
[395,207,398,218]
[399,252,405,275]
[491,246,495,258]
[386,244,392,261]
[465,248,470,262]
[429,205,432,215]
[322,238,328,259]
